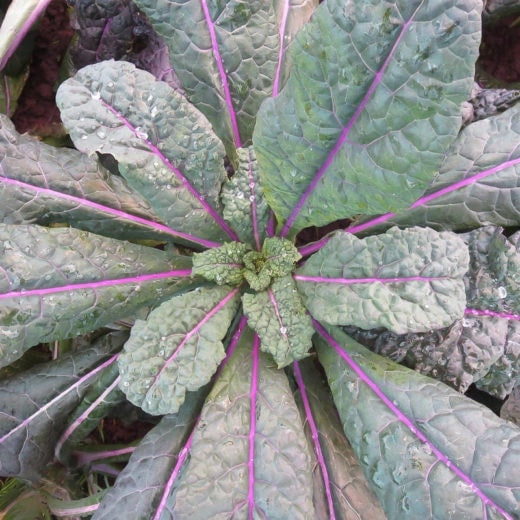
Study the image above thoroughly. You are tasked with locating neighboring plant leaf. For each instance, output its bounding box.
[293,358,386,520]
[352,105,520,235]
[118,285,240,415]
[55,362,125,465]
[169,326,314,518]
[0,224,194,364]
[0,484,52,520]
[56,60,235,244]
[501,385,520,426]
[0,68,28,117]
[221,146,270,249]
[315,323,520,519]
[295,227,469,334]
[253,0,481,237]
[0,115,180,244]
[243,275,313,367]
[0,332,125,481]
[47,491,106,518]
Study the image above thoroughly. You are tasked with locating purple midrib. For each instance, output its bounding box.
[0,270,192,301]
[98,98,238,241]
[466,308,520,321]
[247,149,262,251]
[0,176,221,249]
[248,334,260,519]
[200,0,242,148]
[272,0,290,97]
[281,10,417,237]
[294,274,448,285]
[313,320,514,520]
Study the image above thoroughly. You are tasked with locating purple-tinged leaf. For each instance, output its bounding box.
[295,227,468,334]
[0,332,125,481]
[0,69,28,118]
[315,323,520,519]
[254,0,481,237]
[118,286,241,415]
[292,359,386,520]
[501,386,520,426]
[0,224,194,365]
[168,326,313,518]
[56,60,236,243]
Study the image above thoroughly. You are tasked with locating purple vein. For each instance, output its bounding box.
[55,375,121,459]
[281,12,417,238]
[293,361,335,520]
[466,308,520,321]
[0,176,221,249]
[272,0,290,96]
[299,156,520,257]
[200,0,242,148]
[73,446,136,466]
[0,270,192,301]
[150,287,241,390]
[247,148,262,251]
[0,354,119,445]
[99,99,238,241]
[248,334,260,520]
[313,319,514,520]
[294,274,447,285]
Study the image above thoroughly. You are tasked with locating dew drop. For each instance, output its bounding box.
[123,381,130,387]
[249,195,255,202]
[107,81,114,88]
[81,135,88,140]
[91,91,101,100]
[498,286,507,299]
[236,192,244,199]
[166,184,172,190]
[135,127,148,140]
[280,326,287,334]
[96,129,106,139]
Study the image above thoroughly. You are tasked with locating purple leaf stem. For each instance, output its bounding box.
[150,287,241,388]
[293,274,448,285]
[0,0,53,72]
[0,270,192,301]
[224,314,249,363]
[292,361,335,520]
[280,9,419,238]
[466,308,520,321]
[0,354,119,445]
[267,211,276,237]
[248,334,260,520]
[0,176,221,249]
[90,463,120,477]
[73,446,136,466]
[313,319,514,520]
[200,0,242,148]
[99,99,238,241]
[299,156,520,257]
[247,148,262,251]
[267,288,288,341]
[51,503,100,516]
[55,375,122,459]
[272,0,290,97]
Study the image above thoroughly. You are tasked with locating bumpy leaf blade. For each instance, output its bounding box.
[295,227,469,334]
[57,60,235,244]
[0,224,194,365]
[0,332,125,481]
[221,146,270,249]
[243,276,314,367]
[315,324,520,519]
[118,286,240,415]
[352,105,520,236]
[169,326,313,518]
[253,0,481,236]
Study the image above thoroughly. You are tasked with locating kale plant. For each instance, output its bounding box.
[1,0,520,518]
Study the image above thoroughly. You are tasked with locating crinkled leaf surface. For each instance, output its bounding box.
[221,146,270,249]
[56,60,234,246]
[0,332,125,481]
[134,0,317,153]
[0,224,193,365]
[354,105,520,235]
[0,115,174,243]
[293,359,386,519]
[253,0,481,237]
[93,390,206,520]
[243,276,313,367]
[168,326,313,518]
[118,285,240,415]
[295,227,469,334]
[315,324,520,519]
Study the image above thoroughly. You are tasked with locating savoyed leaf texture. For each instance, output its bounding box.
[292,359,386,520]
[0,114,182,243]
[118,286,240,415]
[253,0,481,237]
[0,225,193,365]
[134,0,317,154]
[56,60,235,245]
[295,227,468,334]
[315,324,520,519]
[168,326,314,519]
[243,275,314,367]
[0,332,125,481]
